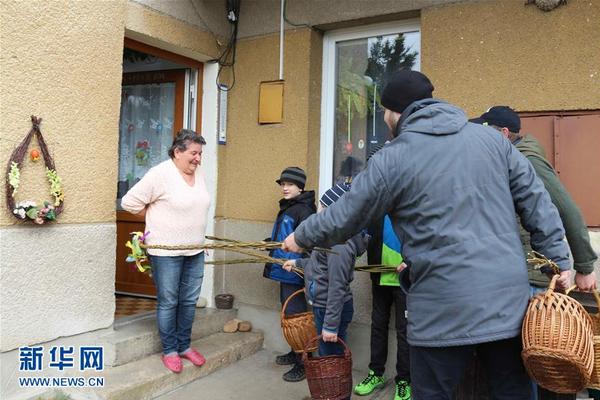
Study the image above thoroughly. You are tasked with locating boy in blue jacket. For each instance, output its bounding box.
[283,183,367,357]
[263,166,316,382]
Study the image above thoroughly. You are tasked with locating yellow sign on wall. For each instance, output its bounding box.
[258,80,284,124]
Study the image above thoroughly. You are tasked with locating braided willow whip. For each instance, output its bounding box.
[207,235,338,254]
[527,250,561,275]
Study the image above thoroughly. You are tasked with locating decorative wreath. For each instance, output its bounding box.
[5,116,64,224]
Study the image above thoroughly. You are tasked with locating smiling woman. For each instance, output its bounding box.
[121,129,210,373]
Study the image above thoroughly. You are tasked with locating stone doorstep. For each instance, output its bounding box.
[65,331,264,400]
[100,308,237,367]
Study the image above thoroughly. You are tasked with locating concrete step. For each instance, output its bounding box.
[100,308,237,367]
[66,331,263,400]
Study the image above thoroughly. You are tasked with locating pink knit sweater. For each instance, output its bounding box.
[121,159,211,256]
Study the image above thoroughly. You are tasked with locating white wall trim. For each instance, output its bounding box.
[200,63,219,307]
[319,19,420,197]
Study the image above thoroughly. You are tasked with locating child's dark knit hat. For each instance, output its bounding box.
[276,167,306,190]
[320,183,351,207]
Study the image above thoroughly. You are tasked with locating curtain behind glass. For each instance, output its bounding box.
[117,83,175,208]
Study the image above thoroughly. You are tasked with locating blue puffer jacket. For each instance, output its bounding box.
[263,190,316,285]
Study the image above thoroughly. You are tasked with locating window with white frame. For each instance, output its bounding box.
[319,21,421,194]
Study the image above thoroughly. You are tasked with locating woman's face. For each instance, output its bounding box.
[174,141,203,174]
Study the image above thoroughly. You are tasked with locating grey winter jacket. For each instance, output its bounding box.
[294,99,570,347]
[295,233,367,333]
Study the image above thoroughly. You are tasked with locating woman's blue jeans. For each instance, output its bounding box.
[149,252,204,355]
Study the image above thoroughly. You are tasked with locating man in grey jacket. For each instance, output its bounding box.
[282,70,571,399]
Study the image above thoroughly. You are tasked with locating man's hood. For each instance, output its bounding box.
[396,98,468,137]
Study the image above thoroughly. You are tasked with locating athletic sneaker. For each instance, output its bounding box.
[394,380,411,400]
[354,369,385,395]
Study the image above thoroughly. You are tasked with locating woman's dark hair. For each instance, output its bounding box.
[168,129,206,159]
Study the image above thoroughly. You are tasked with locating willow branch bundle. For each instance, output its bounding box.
[206,235,338,255]
[355,264,399,273]
[527,250,560,275]
[141,241,282,251]
[205,258,269,265]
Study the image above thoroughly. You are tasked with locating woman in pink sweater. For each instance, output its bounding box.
[121,129,211,373]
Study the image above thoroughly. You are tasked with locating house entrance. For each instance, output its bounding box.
[115,39,203,315]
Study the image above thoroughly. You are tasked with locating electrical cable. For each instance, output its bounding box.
[209,0,240,92]
[283,0,310,28]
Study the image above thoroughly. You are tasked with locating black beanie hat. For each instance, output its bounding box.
[276,166,306,190]
[380,70,434,114]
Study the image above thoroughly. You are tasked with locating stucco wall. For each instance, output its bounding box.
[0,0,126,352]
[0,0,126,226]
[0,0,220,352]
[216,28,323,222]
[125,0,221,61]
[421,0,600,116]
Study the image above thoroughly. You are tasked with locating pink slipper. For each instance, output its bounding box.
[180,348,206,366]
[161,354,183,373]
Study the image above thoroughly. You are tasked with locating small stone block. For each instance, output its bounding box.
[238,321,252,332]
[223,319,240,333]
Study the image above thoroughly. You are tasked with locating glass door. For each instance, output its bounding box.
[115,70,185,296]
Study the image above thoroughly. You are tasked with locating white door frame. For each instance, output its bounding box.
[319,20,420,196]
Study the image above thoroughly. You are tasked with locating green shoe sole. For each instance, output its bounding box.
[353,380,386,396]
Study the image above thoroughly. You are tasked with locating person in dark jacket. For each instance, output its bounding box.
[471,106,598,400]
[355,145,411,400]
[283,183,367,358]
[354,214,411,400]
[471,106,597,293]
[282,70,571,399]
[264,166,316,382]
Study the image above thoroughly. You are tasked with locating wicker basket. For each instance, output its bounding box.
[281,289,317,353]
[522,275,594,393]
[302,335,353,400]
[215,294,234,309]
[587,290,600,389]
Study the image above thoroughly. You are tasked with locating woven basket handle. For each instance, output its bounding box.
[546,274,559,295]
[281,288,306,320]
[301,334,351,361]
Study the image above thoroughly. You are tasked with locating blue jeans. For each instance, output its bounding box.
[313,298,354,356]
[150,252,204,354]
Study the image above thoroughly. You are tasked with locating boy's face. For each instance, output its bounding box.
[280,181,302,199]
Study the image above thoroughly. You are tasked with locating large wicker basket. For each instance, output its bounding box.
[302,335,353,400]
[281,289,317,353]
[522,275,594,393]
[587,290,600,389]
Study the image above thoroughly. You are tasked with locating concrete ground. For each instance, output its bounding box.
[155,349,396,400]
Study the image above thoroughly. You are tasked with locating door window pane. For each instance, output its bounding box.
[333,32,420,184]
[117,82,175,208]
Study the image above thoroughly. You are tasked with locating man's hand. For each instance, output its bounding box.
[396,262,408,273]
[282,260,296,272]
[282,233,303,253]
[321,330,338,342]
[554,270,572,291]
[575,271,597,292]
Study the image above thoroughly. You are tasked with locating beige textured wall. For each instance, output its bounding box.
[216,28,323,222]
[125,0,220,60]
[421,0,600,116]
[0,0,126,226]
[0,0,220,353]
